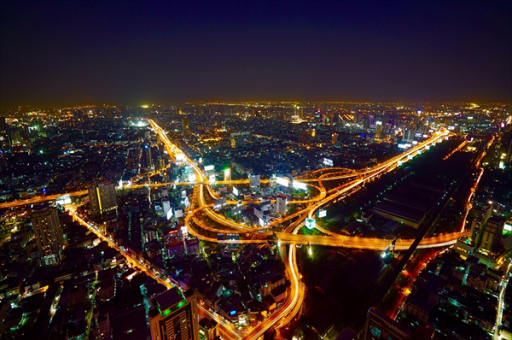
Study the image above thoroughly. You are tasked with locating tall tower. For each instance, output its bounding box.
[31,205,63,265]
[149,288,199,340]
[88,181,118,215]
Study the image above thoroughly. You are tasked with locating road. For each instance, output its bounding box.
[4,118,466,339]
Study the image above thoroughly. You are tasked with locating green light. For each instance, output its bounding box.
[160,299,187,316]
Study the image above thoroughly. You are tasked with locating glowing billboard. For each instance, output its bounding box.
[293,181,307,190]
[209,174,216,185]
[323,158,334,167]
[276,177,289,187]
[233,187,239,196]
[205,165,215,171]
[318,209,327,218]
[166,208,173,220]
[305,218,316,229]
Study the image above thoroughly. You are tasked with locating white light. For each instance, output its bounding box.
[233,187,239,196]
[276,177,289,187]
[205,165,215,171]
[323,158,334,166]
[305,218,315,229]
[293,181,307,190]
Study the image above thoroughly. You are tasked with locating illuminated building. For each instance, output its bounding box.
[481,216,504,252]
[163,198,172,220]
[31,204,63,265]
[364,308,411,340]
[149,288,199,340]
[183,116,190,131]
[403,129,415,143]
[249,174,260,187]
[276,195,287,215]
[199,318,218,340]
[88,181,118,215]
[223,168,231,181]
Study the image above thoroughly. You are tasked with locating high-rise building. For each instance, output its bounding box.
[149,288,199,340]
[403,129,415,143]
[88,181,118,215]
[125,205,143,251]
[163,199,172,220]
[481,216,504,252]
[364,308,411,340]
[183,116,190,131]
[146,145,153,171]
[276,195,287,215]
[31,205,63,265]
[223,168,231,181]
[249,174,260,188]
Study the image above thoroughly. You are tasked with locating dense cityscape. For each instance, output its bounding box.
[1,1,511,340]
[0,102,511,340]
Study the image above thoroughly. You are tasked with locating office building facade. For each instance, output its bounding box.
[88,181,118,215]
[31,205,63,265]
[149,288,199,340]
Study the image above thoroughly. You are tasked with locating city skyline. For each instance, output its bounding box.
[1,1,512,340]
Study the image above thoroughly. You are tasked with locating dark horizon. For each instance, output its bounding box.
[1,1,511,108]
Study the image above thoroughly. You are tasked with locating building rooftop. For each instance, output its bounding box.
[154,287,185,313]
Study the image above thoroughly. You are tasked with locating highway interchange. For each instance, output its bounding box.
[2,119,474,340]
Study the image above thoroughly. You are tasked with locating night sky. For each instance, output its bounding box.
[1,1,511,107]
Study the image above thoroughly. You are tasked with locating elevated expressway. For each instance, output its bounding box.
[149,119,465,338]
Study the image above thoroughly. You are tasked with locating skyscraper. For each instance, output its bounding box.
[88,181,118,215]
[31,205,63,265]
[149,288,199,340]
[481,216,504,252]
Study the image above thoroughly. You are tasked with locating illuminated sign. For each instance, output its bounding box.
[188,174,196,182]
[448,126,455,130]
[397,143,411,149]
[305,218,316,229]
[293,181,307,190]
[233,187,239,196]
[209,174,216,185]
[505,223,512,232]
[412,141,418,145]
[397,161,403,166]
[423,134,428,138]
[276,177,289,187]
[408,155,413,160]
[318,209,327,218]
[181,226,188,236]
[166,208,173,220]
[323,158,334,167]
[205,165,214,171]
